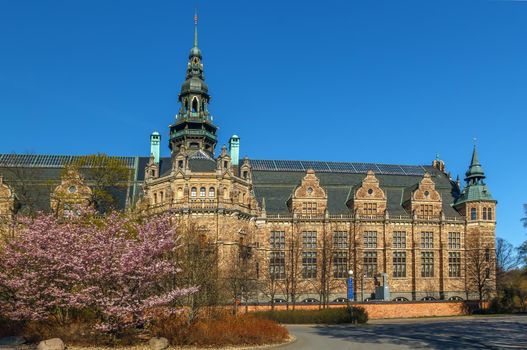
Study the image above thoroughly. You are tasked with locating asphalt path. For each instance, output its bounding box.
[284,315,527,349]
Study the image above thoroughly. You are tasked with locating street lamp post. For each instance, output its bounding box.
[347,269,354,323]
[361,273,365,302]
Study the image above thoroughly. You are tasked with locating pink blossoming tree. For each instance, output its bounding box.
[0,211,197,334]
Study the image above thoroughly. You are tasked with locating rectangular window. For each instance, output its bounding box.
[269,251,285,279]
[270,231,285,250]
[393,251,406,278]
[448,252,461,278]
[333,231,348,250]
[364,203,377,215]
[364,251,377,278]
[333,251,348,279]
[269,231,285,280]
[364,231,377,249]
[421,232,434,249]
[419,204,434,217]
[302,231,317,278]
[421,252,434,277]
[448,232,461,250]
[302,202,317,214]
[393,231,406,249]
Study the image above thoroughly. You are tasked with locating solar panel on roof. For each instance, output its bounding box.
[274,160,304,171]
[400,165,425,175]
[376,164,406,175]
[352,163,378,173]
[301,161,330,171]
[326,162,357,172]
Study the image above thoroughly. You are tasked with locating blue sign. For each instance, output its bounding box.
[347,277,354,300]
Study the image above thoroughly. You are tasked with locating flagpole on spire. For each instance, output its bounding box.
[194,9,199,48]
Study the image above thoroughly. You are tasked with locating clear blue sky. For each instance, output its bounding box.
[0,0,526,246]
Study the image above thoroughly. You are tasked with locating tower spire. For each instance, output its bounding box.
[194,9,198,48]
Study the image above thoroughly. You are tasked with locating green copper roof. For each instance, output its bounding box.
[465,145,485,182]
[454,146,495,206]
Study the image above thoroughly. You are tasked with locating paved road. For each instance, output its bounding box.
[284,315,527,349]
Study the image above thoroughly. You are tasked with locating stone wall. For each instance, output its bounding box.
[245,301,482,319]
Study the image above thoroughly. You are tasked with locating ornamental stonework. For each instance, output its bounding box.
[50,167,92,216]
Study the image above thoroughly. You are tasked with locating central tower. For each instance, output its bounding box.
[169,13,218,156]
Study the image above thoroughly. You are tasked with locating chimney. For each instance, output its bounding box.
[150,131,161,164]
[229,135,240,166]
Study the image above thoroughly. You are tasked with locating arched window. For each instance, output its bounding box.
[184,99,189,111]
[200,187,206,197]
[482,208,487,220]
[153,193,157,204]
[209,187,215,198]
[191,187,197,197]
[470,208,477,221]
[160,191,164,202]
[192,97,198,113]
[487,207,493,220]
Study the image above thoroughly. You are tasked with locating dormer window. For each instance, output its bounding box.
[223,161,228,169]
[243,171,248,180]
[178,160,183,169]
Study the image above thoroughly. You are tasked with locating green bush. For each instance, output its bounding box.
[254,306,368,324]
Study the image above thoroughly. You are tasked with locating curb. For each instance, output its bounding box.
[258,336,297,349]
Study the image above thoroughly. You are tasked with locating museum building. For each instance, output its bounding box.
[0,19,497,303]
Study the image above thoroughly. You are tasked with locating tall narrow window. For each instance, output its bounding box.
[364,251,377,278]
[209,187,215,198]
[421,232,434,249]
[270,231,285,280]
[393,252,406,278]
[364,231,377,249]
[470,208,477,220]
[448,232,461,250]
[200,187,206,197]
[302,231,317,279]
[487,207,493,220]
[191,187,197,197]
[393,231,406,249]
[192,97,198,112]
[448,252,461,277]
[333,232,348,278]
[421,252,434,277]
[483,208,487,220]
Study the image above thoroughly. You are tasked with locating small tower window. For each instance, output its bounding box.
[191,187,197,197]
[178,160,184,169]
[192,97,198,113]
[200,187,206,197]
[243,171,248,179]
[209,187,215,198]
[184,99,189,111]
[487,208,493,220]
[470,208,477,221]
[482,208,487,220]
[224,161,228,168]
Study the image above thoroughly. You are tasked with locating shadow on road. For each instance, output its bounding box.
[310,316,527,349]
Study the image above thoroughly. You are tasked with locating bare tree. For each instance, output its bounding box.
[495,237,519,296]
[465,233,495,306]
[172,223,220,323]
[284,229,303,310]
